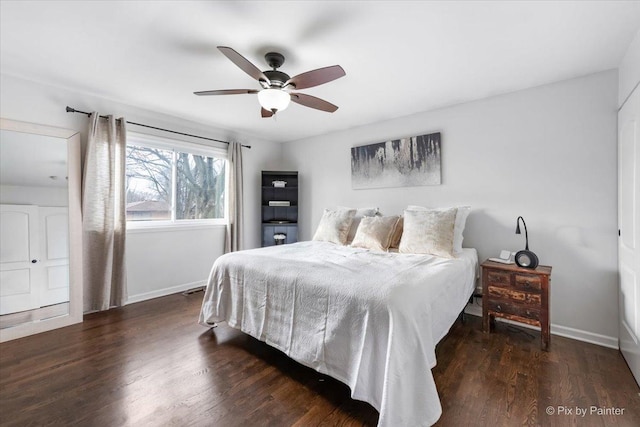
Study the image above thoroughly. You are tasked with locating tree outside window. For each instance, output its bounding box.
[125,143,226,222]
[176,152,226,219]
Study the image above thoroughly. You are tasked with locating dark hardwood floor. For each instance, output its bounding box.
[1,293,638,426]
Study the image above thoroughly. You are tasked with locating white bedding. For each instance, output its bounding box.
[199,241,478,426]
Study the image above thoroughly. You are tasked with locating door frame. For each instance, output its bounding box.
[0,118,83,342]
[618,85,640,386]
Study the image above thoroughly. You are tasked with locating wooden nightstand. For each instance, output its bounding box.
[481,260,552,351]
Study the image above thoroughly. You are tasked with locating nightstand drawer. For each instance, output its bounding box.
[487,300,540,321]
[487,270,511,285]
[487,286,541,304]
[514,274,542,293]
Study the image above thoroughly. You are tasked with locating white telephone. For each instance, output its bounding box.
[489,250,515,264]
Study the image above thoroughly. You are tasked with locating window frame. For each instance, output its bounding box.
[125,132,229,230]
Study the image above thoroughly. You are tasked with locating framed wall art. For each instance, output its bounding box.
[351,132,441,189]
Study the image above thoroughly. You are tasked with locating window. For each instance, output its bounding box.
[125,133,227,225]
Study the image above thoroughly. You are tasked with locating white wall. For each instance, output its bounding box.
[619,29,640,107]
[282,70,619,347]
[125,225,226,303]
[0,74,282,304]
[0,185,68,206]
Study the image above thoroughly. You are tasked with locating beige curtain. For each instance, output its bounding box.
[82,113,127,312]
[225,141,244,253]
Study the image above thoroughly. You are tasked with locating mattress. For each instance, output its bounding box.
[199,241,478,426]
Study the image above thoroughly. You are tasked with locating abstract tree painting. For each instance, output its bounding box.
[351,132,441,189]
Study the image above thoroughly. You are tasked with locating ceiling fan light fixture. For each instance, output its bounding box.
[258,88,290,113]
[195,47,345,117]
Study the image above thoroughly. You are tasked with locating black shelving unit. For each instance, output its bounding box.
[261,171,298,247]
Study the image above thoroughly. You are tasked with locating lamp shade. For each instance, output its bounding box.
[258,89,290,113]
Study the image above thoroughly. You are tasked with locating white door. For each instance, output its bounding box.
[619,85,640,385]
[0,205,42,315]
[39,207,69,307]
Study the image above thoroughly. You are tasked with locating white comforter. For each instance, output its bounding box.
[199,241,478,426]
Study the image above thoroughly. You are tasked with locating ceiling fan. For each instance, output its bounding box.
[194,46,346,118]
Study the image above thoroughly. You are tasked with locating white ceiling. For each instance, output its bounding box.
[1,1,639,143]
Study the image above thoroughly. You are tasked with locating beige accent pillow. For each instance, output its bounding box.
[312,208,357,245]
[389,216,403,249]
[342,207,379,244]
[407,205,471,254]
[351,216,400,251]
[399,208,458,257]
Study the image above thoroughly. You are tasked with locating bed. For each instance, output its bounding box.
[199,240,478,426]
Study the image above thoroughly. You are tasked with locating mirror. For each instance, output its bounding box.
[0,118,82,342]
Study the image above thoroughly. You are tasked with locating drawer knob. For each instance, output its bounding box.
[496,304,502,312]
[524,282,531,288]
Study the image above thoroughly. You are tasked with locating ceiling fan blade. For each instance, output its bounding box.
[285,65,345,90]
[194,89,258,96]
[217,46,270,85]
[290,93,338,113]
[261,108,274,118]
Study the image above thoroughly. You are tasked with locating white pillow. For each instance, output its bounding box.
[340,206,379,243]
[407,205,471,254]
[399,208,458,258]
[312,208,357,245]
[350,215,400,251]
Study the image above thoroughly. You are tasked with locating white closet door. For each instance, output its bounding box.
[619,85,640,385]
[0,205,42,315]
[39,207,69,307]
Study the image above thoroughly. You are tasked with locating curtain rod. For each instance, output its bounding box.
[65,106,251,149]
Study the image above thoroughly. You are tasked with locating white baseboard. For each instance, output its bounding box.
[126,280,206,305]
[464,303,618,349]
[551,324,618,349]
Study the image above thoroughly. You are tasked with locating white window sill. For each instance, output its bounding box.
[126,222,227,234]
